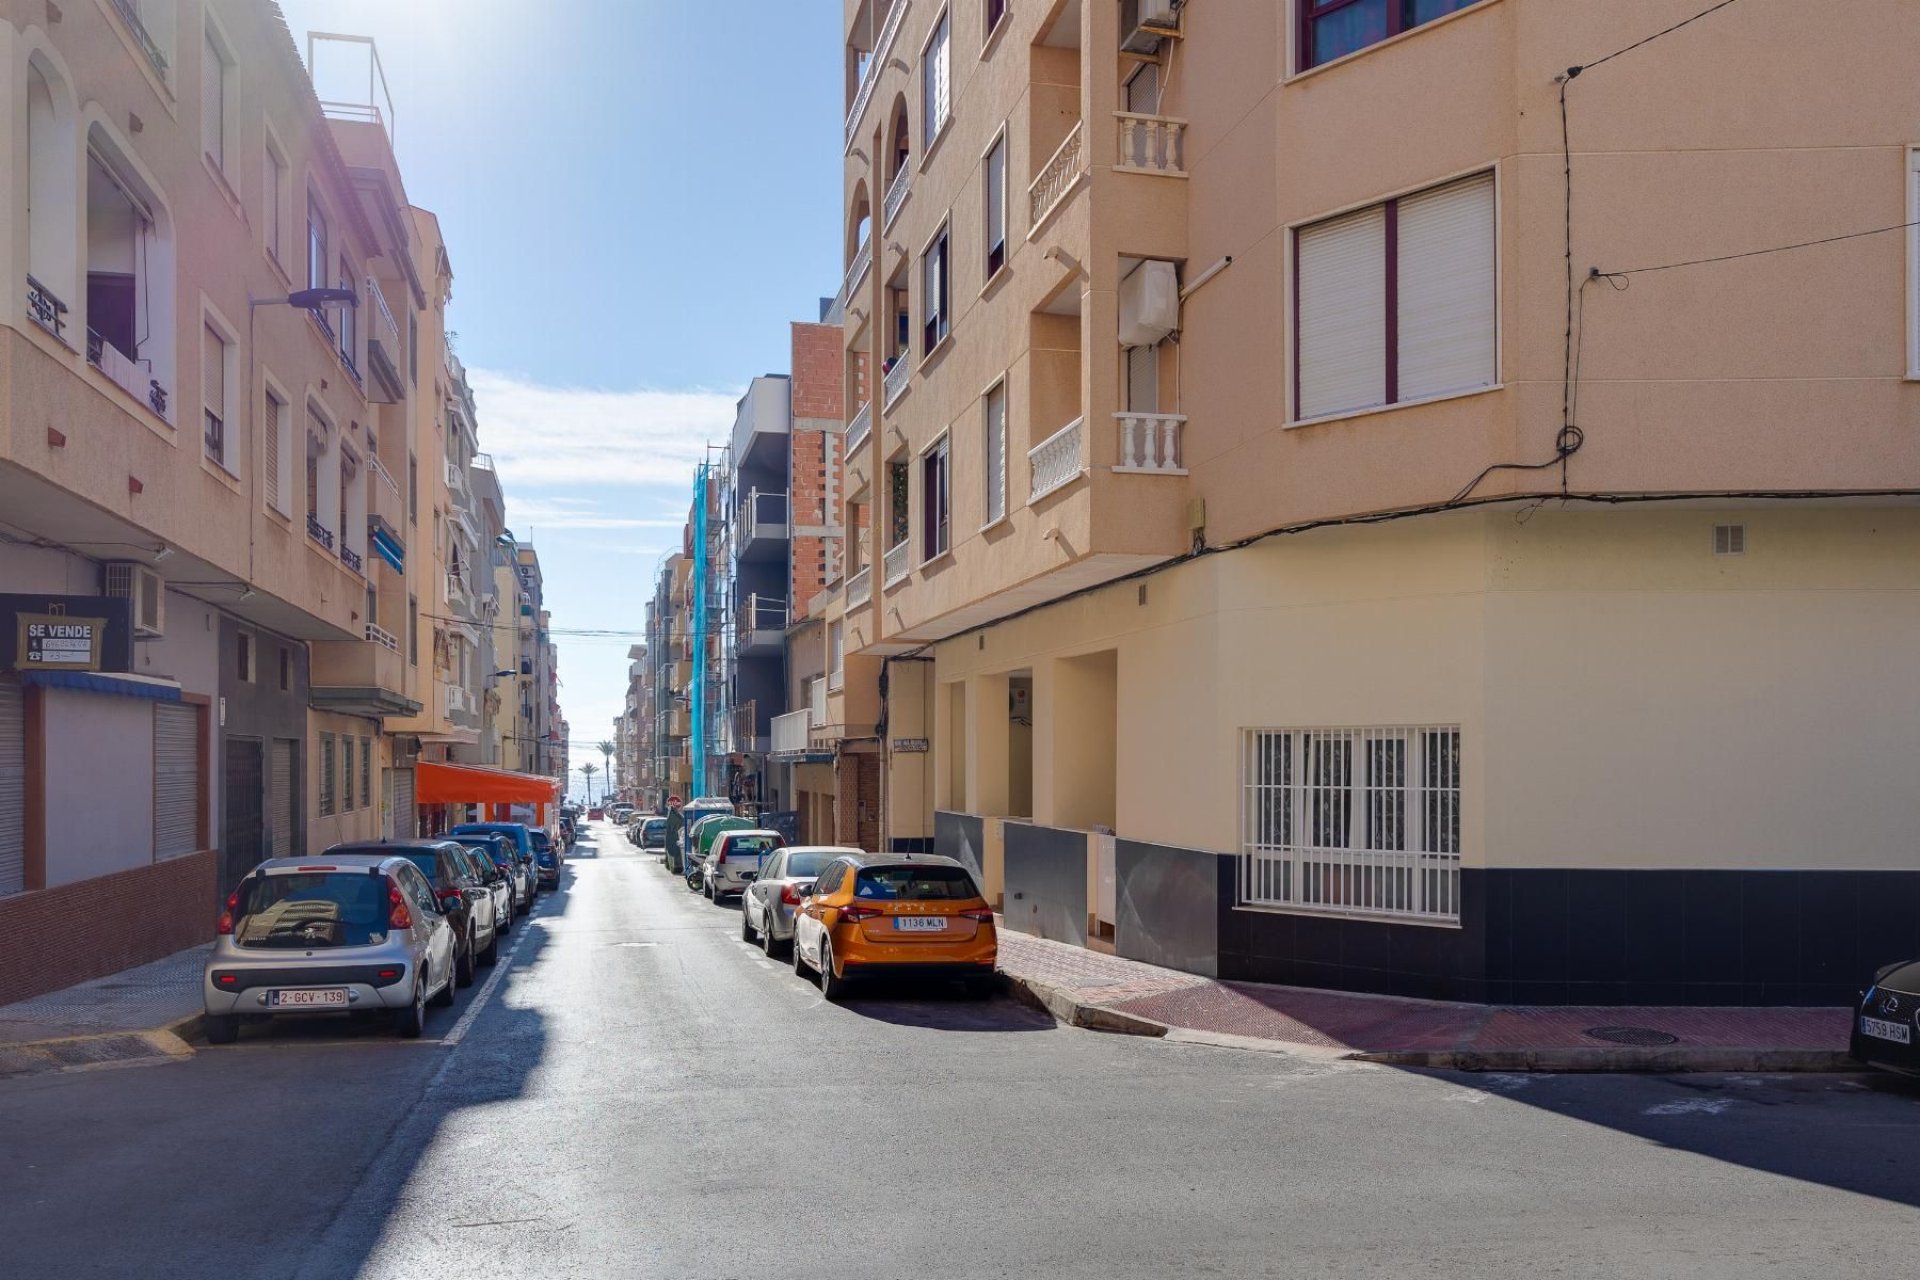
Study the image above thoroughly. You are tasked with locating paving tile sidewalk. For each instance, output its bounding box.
[997,931,1854,1071]
[0,945,209,1076]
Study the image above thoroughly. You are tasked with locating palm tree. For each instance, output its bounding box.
[580,762,598,805]
[597,739,616,801]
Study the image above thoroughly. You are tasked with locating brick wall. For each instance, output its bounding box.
[790,321,845,419]
[0,851,217,1005]
[836,752,880,852]
[790,320,851,621]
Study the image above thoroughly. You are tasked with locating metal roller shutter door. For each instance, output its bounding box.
[0,684,24,895]
[270,740,294,857]
[154,703,201,859]
[389,768,415,840]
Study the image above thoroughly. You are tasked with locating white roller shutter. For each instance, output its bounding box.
[389,768,415,840]
[1297,206,1387,420]
[154,703,201,859]
[0,684,24,896]
[1396,172,1497,403]
[270,739,294,857]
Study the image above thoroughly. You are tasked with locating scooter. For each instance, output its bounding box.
[685,853,707,894]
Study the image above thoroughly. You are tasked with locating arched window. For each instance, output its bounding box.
[848,181,872,262]
[85,122,175,421]
[25,53,78,337]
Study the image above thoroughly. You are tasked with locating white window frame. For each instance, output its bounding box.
[262,372,292,518]
[201,12,236,179]
[922,7,951,151]
[1907,147,1920,379]
[982,126,1008,284]
[263,126,291,271]
[981,376,1008,528]
[921,218,951,356]
[200,302,238,474]
[920,431,951,562]
[1240,725,1463,926]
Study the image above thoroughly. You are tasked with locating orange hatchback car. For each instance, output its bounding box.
[791,854,997,1000]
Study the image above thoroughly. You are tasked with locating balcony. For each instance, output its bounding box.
[845,0,907,151]
[447,572,473,612]
[846,565,873,609]
[86,329,169,420]
[846,400,873,458]
[306,512,336,551]
[883,539,910,590]
[1028,121,1086,237]
[446,683,481,729]
[882,162,911,231]
[837,238,872,318]
[1029,417,1086,502]
[773,709,830,761]
[445,458,467,496]
[1112,412,1187,474]
[883,355,910,410]
[339,543,365,575]
[365,276,406,403]
[26,276,69,340]
[736,490,790,562]
[1114,113,1188,177]
[308,629,420,718]
[740,594,789,656]
[108,0,168,77]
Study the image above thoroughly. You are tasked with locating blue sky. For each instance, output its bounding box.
[279,0,842,795]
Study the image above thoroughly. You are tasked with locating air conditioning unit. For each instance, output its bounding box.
[1121,0,1182,55]
[102,561,165,637]
[1118,260,1180,347]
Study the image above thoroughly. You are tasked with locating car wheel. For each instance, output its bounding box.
[741,906,755,943]
[455,934,477,988]
[480,923,500,967]
[763,918,785,958]
[497,902,511,935]
[397,981,427,1037]
[792,929,811,976]
[819,938,848,1002]
[704,878,716,901]
[204,1013,240,1045]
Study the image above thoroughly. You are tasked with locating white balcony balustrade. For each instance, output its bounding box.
[883,162,911,230]
[1112,412,1187,474]
[845,0,908,150]
[1028,417,1085,502]
[883,355,911,409]
[1114,113,1188,176]
[847,400,873,456]
[846,565,873,608]
[771,709,813,757]
[1028,121,1085,234]
[883,539,910,588]
[838,237,872,316]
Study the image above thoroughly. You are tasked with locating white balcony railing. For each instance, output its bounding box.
[839,238,872,316]
[1029,417,1085,502]
[365,623,399,651]
[1028,120,1086,234]
[846,400,873,456]
[445,458,467,495]
[745,594,790,632]
[883,355,910,409]
[810,676,829,722]
[883,162,911,230]
[883,538,910,588]
[1114,112,1188,177]
[1112,412,1187,474]
[366,275,400,348]
[772,709,813,757]
[845,0,908,151]
[846,565,873,609]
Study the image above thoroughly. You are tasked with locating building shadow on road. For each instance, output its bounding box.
[1418,1068,1920,1210]
[827,986,1059,1033]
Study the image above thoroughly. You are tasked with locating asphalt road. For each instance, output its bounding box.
[4,822,1919,1279]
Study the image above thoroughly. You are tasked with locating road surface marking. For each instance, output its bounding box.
[442,925,533,1048]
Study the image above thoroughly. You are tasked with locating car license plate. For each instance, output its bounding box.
[896,916,948,932]
[1860,1015,1911,1044]
[268,988,348,1009]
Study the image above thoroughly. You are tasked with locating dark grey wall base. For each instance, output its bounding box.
[1002,822,1087,947]
[1115,840,1218,978]
[934,812,985,884]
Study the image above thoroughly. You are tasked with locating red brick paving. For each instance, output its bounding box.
[997,931,1850,1054]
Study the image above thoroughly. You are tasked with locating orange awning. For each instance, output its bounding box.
[415,761,562,806]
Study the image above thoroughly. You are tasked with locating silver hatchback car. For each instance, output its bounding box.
[740,846,861,954]
[203,855,458,1043]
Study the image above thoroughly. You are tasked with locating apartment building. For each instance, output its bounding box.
[835,0,1920,1005]
[512,545,562,780]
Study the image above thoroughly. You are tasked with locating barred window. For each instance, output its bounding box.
[319,733,336,817]
[1242,726,1460,923]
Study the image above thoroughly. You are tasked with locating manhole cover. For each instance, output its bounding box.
[1583,1025,1680,1047]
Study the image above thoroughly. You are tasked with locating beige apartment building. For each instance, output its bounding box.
[835,0,1920,1004]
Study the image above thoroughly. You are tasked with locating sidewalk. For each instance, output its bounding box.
[996,931,1855,1072]
[0,944,207,1078]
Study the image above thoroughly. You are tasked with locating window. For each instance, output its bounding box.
[922,224,950,355]
[888,454,911,549]
[278,646,291,692]
[983,134,1007,280]
[1294,171,1495,421]
[922,10,950,147]
[828,621,845,689]
[336,257,357,368]
[1241,726,1461,923]
[263,139,288,264]
[408,454,419,524]
[201,24,230,174]
[922,435,951,559]
[985,0,1008,41]
[1908,148,1920,378]
[319,733,336,816]
[360,737,373,810]
[237,632,253,683]
[983,380,1007,525]
[264,387,289,514]
[408,596,419,666]
[1127,342,1159,413]
[202,322,229,468]
[307,197,329,297]
[341,736,355,811]
[1299,0,1485,70]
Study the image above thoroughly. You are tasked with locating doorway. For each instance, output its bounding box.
[222,737,264,893]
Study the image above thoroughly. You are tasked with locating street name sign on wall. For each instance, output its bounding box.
[893,738,930,753]
[17,614,106,670]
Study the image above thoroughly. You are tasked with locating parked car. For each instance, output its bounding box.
[699,828,785,901]
[634,816,667,853]
[558,815,576,850]
[610,804,634,825]
[1852,959,1920,1076]
[329,840,499,987]
[465,832,535,911]
[529,829,562,888]
[203,854,458,1043]
[741,846,859,954]
[447,836,516,933]
[450,822,540,898]
[791,854,997,1001]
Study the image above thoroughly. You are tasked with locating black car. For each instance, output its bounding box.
[449,831,534,912]
[1851,960,1920,1076]
[326,840,499,987]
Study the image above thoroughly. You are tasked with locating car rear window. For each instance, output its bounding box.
[724,836,779,857]
[530,831,551,851]
[642,819,666,837]
[853,866,980,901]
[235,873,390,948]
[785,852,834,877]
[395,853,441,884]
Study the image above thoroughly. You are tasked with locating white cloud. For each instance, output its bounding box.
[468,368,738,487]
[504,496,683,532]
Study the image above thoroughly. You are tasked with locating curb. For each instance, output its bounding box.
[1347,1047,1860,1073]
[998,972,1168,1037]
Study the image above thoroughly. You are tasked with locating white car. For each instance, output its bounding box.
[741,846,860,953]
[699,829,784,901]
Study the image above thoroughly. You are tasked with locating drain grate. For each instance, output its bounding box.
[1583,1025,1680,1047]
